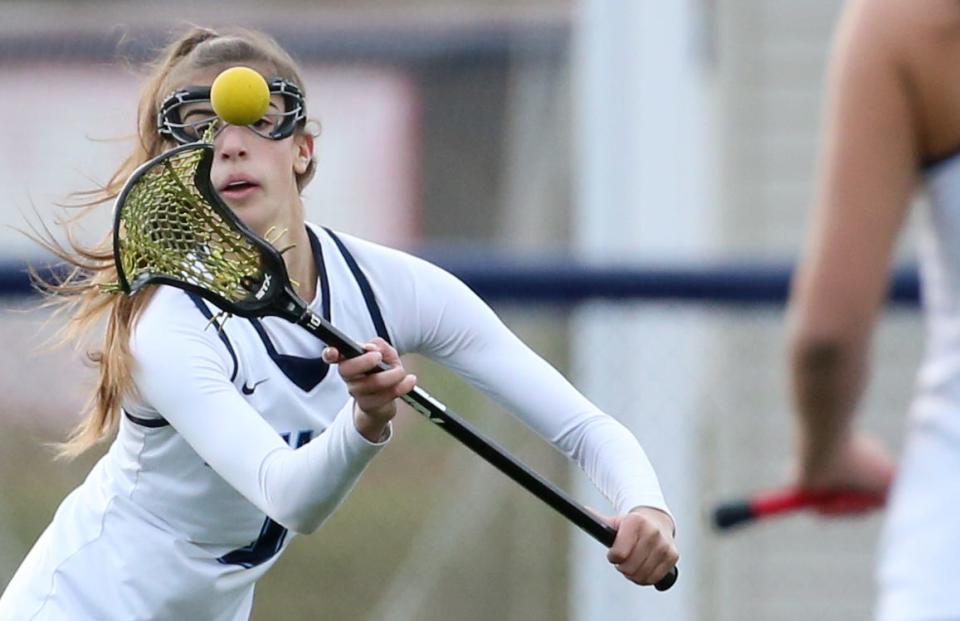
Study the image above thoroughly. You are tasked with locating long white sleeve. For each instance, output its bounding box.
[416,274,670,516]
[342,235,671,518]
[130,310,388,534]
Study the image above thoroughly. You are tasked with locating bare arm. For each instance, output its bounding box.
[789,0,918,488]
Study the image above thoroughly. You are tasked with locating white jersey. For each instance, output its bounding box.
[911,152,960,432]
[876,154,960,620]
[0,224,669,621]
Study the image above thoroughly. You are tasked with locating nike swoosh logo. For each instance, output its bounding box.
[241,378,269,395]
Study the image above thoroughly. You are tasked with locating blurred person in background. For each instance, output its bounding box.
[787,0,960,618]
[0,26,677,620]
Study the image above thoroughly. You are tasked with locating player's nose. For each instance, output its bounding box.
[216,124,251,160]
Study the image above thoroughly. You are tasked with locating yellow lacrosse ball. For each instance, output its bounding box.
[210,67,270,126]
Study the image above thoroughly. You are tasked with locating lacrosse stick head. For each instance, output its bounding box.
[112,142,290,317]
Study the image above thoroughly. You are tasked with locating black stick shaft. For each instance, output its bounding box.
[402,385,615,543]
[297,306,677,592]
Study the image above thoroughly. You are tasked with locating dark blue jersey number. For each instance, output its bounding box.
[217,430,314,568]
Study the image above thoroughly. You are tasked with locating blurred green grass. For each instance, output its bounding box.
[0,308,580,620]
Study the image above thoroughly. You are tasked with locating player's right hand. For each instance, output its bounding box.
[322,338,417,442]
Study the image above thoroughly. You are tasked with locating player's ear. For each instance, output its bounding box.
[293,132,314,175]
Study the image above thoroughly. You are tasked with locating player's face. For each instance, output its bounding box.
[169,65,313,237]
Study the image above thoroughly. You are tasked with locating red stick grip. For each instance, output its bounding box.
[714,488,886,530]
[751,488,885,517]
[750,489,818,516]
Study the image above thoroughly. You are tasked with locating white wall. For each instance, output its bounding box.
[0,64,419,263]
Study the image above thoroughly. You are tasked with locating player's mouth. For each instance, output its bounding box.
[218,175,261,200]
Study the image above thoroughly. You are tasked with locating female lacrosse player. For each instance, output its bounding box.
[786,0,960,618]
[0,27,677,620]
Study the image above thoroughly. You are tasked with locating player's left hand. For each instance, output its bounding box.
[794,431,893,516]
[605,507,678,586]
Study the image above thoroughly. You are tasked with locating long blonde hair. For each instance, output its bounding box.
[39,26,315,458]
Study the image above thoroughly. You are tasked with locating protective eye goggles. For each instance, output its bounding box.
[157,77,306,145]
